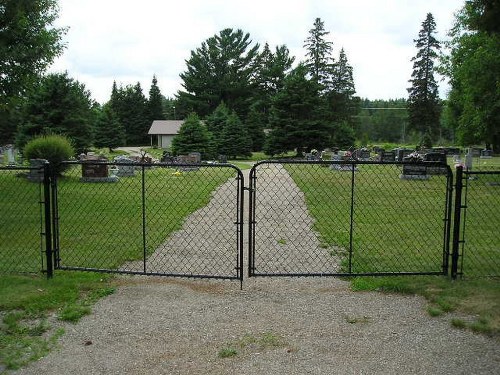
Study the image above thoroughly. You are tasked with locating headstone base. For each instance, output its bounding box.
[80,176,119,183]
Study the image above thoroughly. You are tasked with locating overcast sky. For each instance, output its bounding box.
[49,0,465,104]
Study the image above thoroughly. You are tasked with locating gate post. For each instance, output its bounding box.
[451,165,463,279]
[43,161,54,279]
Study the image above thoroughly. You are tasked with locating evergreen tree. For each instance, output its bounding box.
[218,112,252,158]
[265,65,333,156]
[171,113,214,159]
[244,103,267,151]
[147,75,165,123]
[303,17,334,88]
[108,82,149,145]
[177,28,260,118]
[94,104,125,151]
[16,72,95,153]
[249,43,295,150]
[407,13,442,146]
[205,102,231,142]
[325,48,358,124]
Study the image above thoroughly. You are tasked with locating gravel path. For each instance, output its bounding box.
[14,164,500,374]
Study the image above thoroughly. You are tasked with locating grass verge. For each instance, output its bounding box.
[0,272,115,371]
[351,276,500,338]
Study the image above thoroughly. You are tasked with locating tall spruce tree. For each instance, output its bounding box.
[147,75,165,123]
[303,17,334,88]
[407,13,441,146]
[109,82,149,145]
[218,111,252,158]
[249,43,294,151]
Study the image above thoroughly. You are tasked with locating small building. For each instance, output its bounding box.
[147,120,183,149]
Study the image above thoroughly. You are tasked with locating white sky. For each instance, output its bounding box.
[49,0,465,104]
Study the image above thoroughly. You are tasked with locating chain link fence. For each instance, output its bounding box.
[456,168,500,277]
[52,161,244,281]
[1,159,499,280]
[0,165,48,273]
[249,160,453,277]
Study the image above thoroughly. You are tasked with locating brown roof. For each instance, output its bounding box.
[148,120,183,135]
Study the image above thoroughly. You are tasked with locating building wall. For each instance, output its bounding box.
[159,135,175,149]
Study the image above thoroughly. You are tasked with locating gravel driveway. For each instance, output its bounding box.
[14,164,500,374]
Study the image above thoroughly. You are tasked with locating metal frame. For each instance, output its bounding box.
[249,159,453,278]
[50,161,244,285]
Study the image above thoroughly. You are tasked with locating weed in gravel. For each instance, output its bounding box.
[427,306,444,317]
[218,347,238,358]
[219,332,287,358]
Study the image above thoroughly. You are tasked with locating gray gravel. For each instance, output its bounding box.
[14,277,500,375]
[13,164,500,374]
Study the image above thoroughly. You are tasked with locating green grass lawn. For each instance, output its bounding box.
[287,163,452,274]
[54,164,238,270]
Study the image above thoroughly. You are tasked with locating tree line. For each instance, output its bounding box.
[1,0,498,156]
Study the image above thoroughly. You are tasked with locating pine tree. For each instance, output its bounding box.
[147,75,165,123]
[407,13,441,145]
[16,72,95,153]
[94,104,125,151]
[218,112,252,159]
[303,17,334,88]
[178,28,260,118]
[265,65,333,156]
[171,113,214,159]
[205,102,230,142]
[109,82,149,145]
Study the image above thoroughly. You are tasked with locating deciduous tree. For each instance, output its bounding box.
[0,0,66,143]
[441,0,500,151]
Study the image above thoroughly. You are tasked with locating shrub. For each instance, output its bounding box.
[23,135,74,175]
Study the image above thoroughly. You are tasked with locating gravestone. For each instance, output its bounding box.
[161,151,174,163]
[177,154,199,171]
[354,148,371,160]
[480,149,493,158]
[330,154,358,171]
[379,150,395,162]
[189,152,202,163]
[113,156,136,177]
[395,148,413,162]
[218,154,228,163]
[401,164,429,180]
[465,148,474,171]
[423,152,448,175]
[80,154,118,182]
[6,146,15,165]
